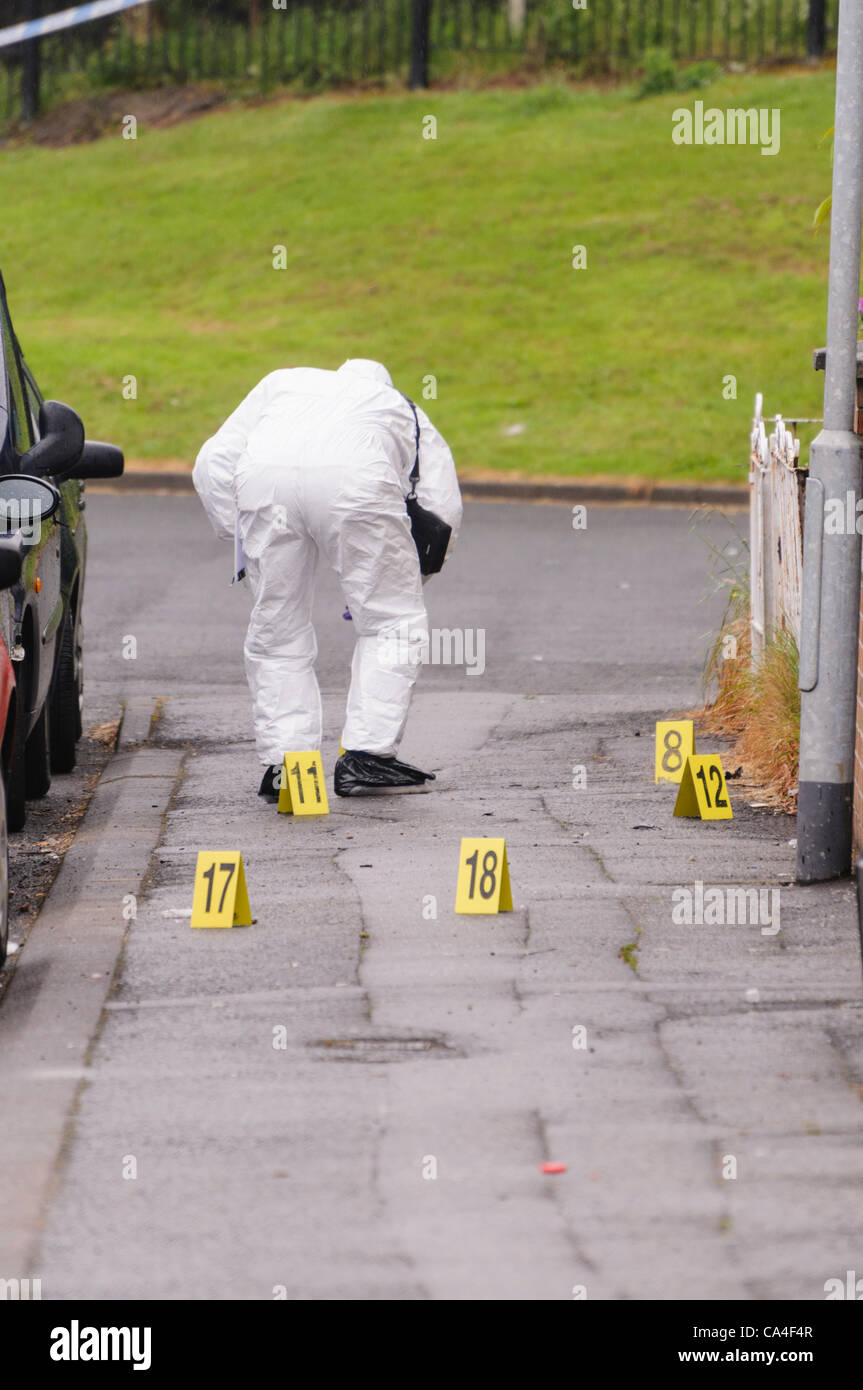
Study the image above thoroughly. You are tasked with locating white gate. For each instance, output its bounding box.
[749,394,805,663]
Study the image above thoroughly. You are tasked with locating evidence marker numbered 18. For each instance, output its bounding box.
[673,754,733,821]
[455,837,513,914]
[655,719,695,784]
[191,851,253,928]
[277,751,330,816]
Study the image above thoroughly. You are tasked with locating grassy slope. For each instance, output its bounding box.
[1,71,835,479]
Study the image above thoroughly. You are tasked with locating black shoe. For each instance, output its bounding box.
[334,750,436,797]
[258,765,283,802]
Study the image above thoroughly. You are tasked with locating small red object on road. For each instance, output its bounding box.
[541,1162,567,1174]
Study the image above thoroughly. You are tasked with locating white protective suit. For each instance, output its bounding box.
[193,359,463,765]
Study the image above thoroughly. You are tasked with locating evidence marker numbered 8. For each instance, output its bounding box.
[655,719,695,784]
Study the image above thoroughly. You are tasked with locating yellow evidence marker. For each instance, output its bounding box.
[277,751,330,816]
[455,837,513,914]
[655,719,695,784]
[191,851,253,928]
[673,754,733,821]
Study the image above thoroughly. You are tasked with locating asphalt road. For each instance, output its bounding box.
[3,495,862,1301]
[81,494,737,707]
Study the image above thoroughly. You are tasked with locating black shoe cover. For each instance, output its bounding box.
[258,765,283,802]
[334,750,436,797]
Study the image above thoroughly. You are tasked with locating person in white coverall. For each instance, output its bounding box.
[192,359,462,799]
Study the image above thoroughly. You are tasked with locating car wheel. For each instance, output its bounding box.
[0,774,8,968]
[6,685,28,834]
[25,700,51,800]
[50,607,81,773]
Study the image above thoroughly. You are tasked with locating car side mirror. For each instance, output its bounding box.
[0,473,61,547]
[62,439,125,481]
[0,535,23,590]
[21,400,85,479]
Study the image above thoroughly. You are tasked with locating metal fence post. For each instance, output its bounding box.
[20,38,40,121]
[508,0,526,39]
[409,0,431,88]
[20,0,43,122]
[796,0,863,883]
[750,396,767,666]
[808,0,827,58]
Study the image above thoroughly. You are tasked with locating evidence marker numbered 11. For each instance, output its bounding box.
[277,751,330,816]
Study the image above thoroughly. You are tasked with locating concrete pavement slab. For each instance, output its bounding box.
[2,497,861,1303]
[0,732,183,1276]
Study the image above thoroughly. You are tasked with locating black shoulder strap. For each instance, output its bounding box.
[400,392,420,495]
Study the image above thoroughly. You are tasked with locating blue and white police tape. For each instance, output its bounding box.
[0,0,152,52]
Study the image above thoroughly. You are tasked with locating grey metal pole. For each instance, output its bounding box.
[797,0,863,883]
[857,855,863,956]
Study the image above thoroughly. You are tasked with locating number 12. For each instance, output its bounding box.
[695,765,728,809]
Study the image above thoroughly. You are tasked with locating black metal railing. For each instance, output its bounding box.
[0,0,840,131]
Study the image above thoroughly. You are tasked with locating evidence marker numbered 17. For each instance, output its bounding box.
[191,851,253,928]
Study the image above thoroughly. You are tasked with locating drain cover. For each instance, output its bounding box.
[310,1035,452,1063]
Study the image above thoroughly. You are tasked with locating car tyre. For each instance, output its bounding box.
[50,607,81,773]
[25,700,51,800]
[0,774,8,968]
[6,683,28,834]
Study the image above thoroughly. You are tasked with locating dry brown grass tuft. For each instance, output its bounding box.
[87,719,121,748]
[695,588,799,811]
[738,629,800,807]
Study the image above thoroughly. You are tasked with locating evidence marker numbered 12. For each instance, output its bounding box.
[277,751,330,816]
[191,851,253,928]
[655,719,695,784]
[673,754,733,821]
[455,837,513,914]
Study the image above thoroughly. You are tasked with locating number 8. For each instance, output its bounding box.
[661,728,683,773]
[479,850,498,899]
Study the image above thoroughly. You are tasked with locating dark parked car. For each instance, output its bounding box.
[0,529,24,966]
[0,496,54,964]
[0,270,124,830]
